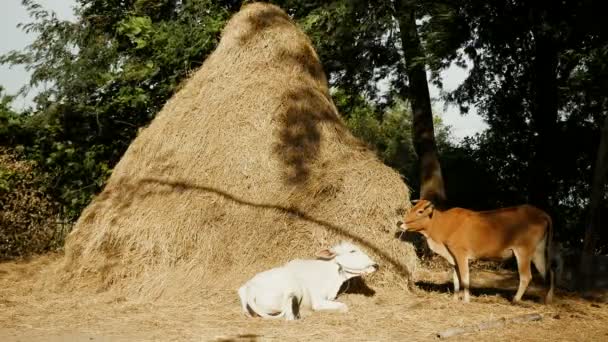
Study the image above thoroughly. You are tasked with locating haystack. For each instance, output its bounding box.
[57,2,417,300]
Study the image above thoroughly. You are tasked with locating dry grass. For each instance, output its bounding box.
[48,2,417,302]
[1,254,607,341]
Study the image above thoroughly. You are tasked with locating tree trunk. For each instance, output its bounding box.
[394,0,446,205]
[529,10,559,211]
[577,115,608,291]
[582,115,608,255]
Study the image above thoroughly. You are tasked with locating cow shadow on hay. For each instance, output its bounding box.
[415,269,551,303]
[339,276,376,297]
[395,230,435,259]
[414,280,543,302]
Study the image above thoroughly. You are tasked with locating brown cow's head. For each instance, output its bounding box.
[397,199,434,232]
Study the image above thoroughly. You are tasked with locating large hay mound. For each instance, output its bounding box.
[57,2,416,299]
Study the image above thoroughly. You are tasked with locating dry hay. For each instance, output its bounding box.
[2,258,608,341]
[47,2,417,300]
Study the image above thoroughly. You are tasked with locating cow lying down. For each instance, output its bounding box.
[238,242,379,320]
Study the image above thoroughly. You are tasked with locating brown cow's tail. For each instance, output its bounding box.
[545,215,555,304]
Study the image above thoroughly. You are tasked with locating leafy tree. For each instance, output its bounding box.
[1,0,231,219]
[444,0,608,249]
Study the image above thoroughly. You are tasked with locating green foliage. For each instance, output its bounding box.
[337,90,416,175]
[0,87,26,146]
[117,16,153,49]
[1,0,230,221]
[334,88,452,197]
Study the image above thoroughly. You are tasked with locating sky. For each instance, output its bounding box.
[0,0,487,141]
[0,0,76,109]
[428,64,488,140]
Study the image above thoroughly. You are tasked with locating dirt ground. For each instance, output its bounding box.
[1,255,607,341]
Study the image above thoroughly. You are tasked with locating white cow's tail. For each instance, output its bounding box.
[240,286,297,320]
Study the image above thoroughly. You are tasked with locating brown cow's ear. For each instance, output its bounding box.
[316,249,336,260]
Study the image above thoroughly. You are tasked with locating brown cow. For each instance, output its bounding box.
[398,200,555,303]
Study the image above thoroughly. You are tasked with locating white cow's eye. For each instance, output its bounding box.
[349,250,356,253]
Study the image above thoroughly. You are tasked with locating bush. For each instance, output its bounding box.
[0,147,66,259]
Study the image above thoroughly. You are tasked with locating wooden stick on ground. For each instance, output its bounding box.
[437,313,543,339]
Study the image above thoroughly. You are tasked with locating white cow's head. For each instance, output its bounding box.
[316,241,379,277]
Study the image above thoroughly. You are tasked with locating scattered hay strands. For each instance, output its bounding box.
[437,313,543,339]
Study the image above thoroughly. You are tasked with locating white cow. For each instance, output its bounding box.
[238,241,379,320]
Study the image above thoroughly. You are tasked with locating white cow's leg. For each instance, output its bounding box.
[311,299,348,313]
[250,290,286,318]
[238,286,252,317]
[282,294,299,321]
[284,310,296,320]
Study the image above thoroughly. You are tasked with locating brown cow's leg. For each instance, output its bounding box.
[455,255,470,302]
[531,235,555,303]
[513,249,532,302]
[452,267,460,301]
[532,236,547,280]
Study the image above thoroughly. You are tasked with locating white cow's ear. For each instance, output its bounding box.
[316,249,336,260]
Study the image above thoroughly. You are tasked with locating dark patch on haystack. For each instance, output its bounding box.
[55,3,417,299]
